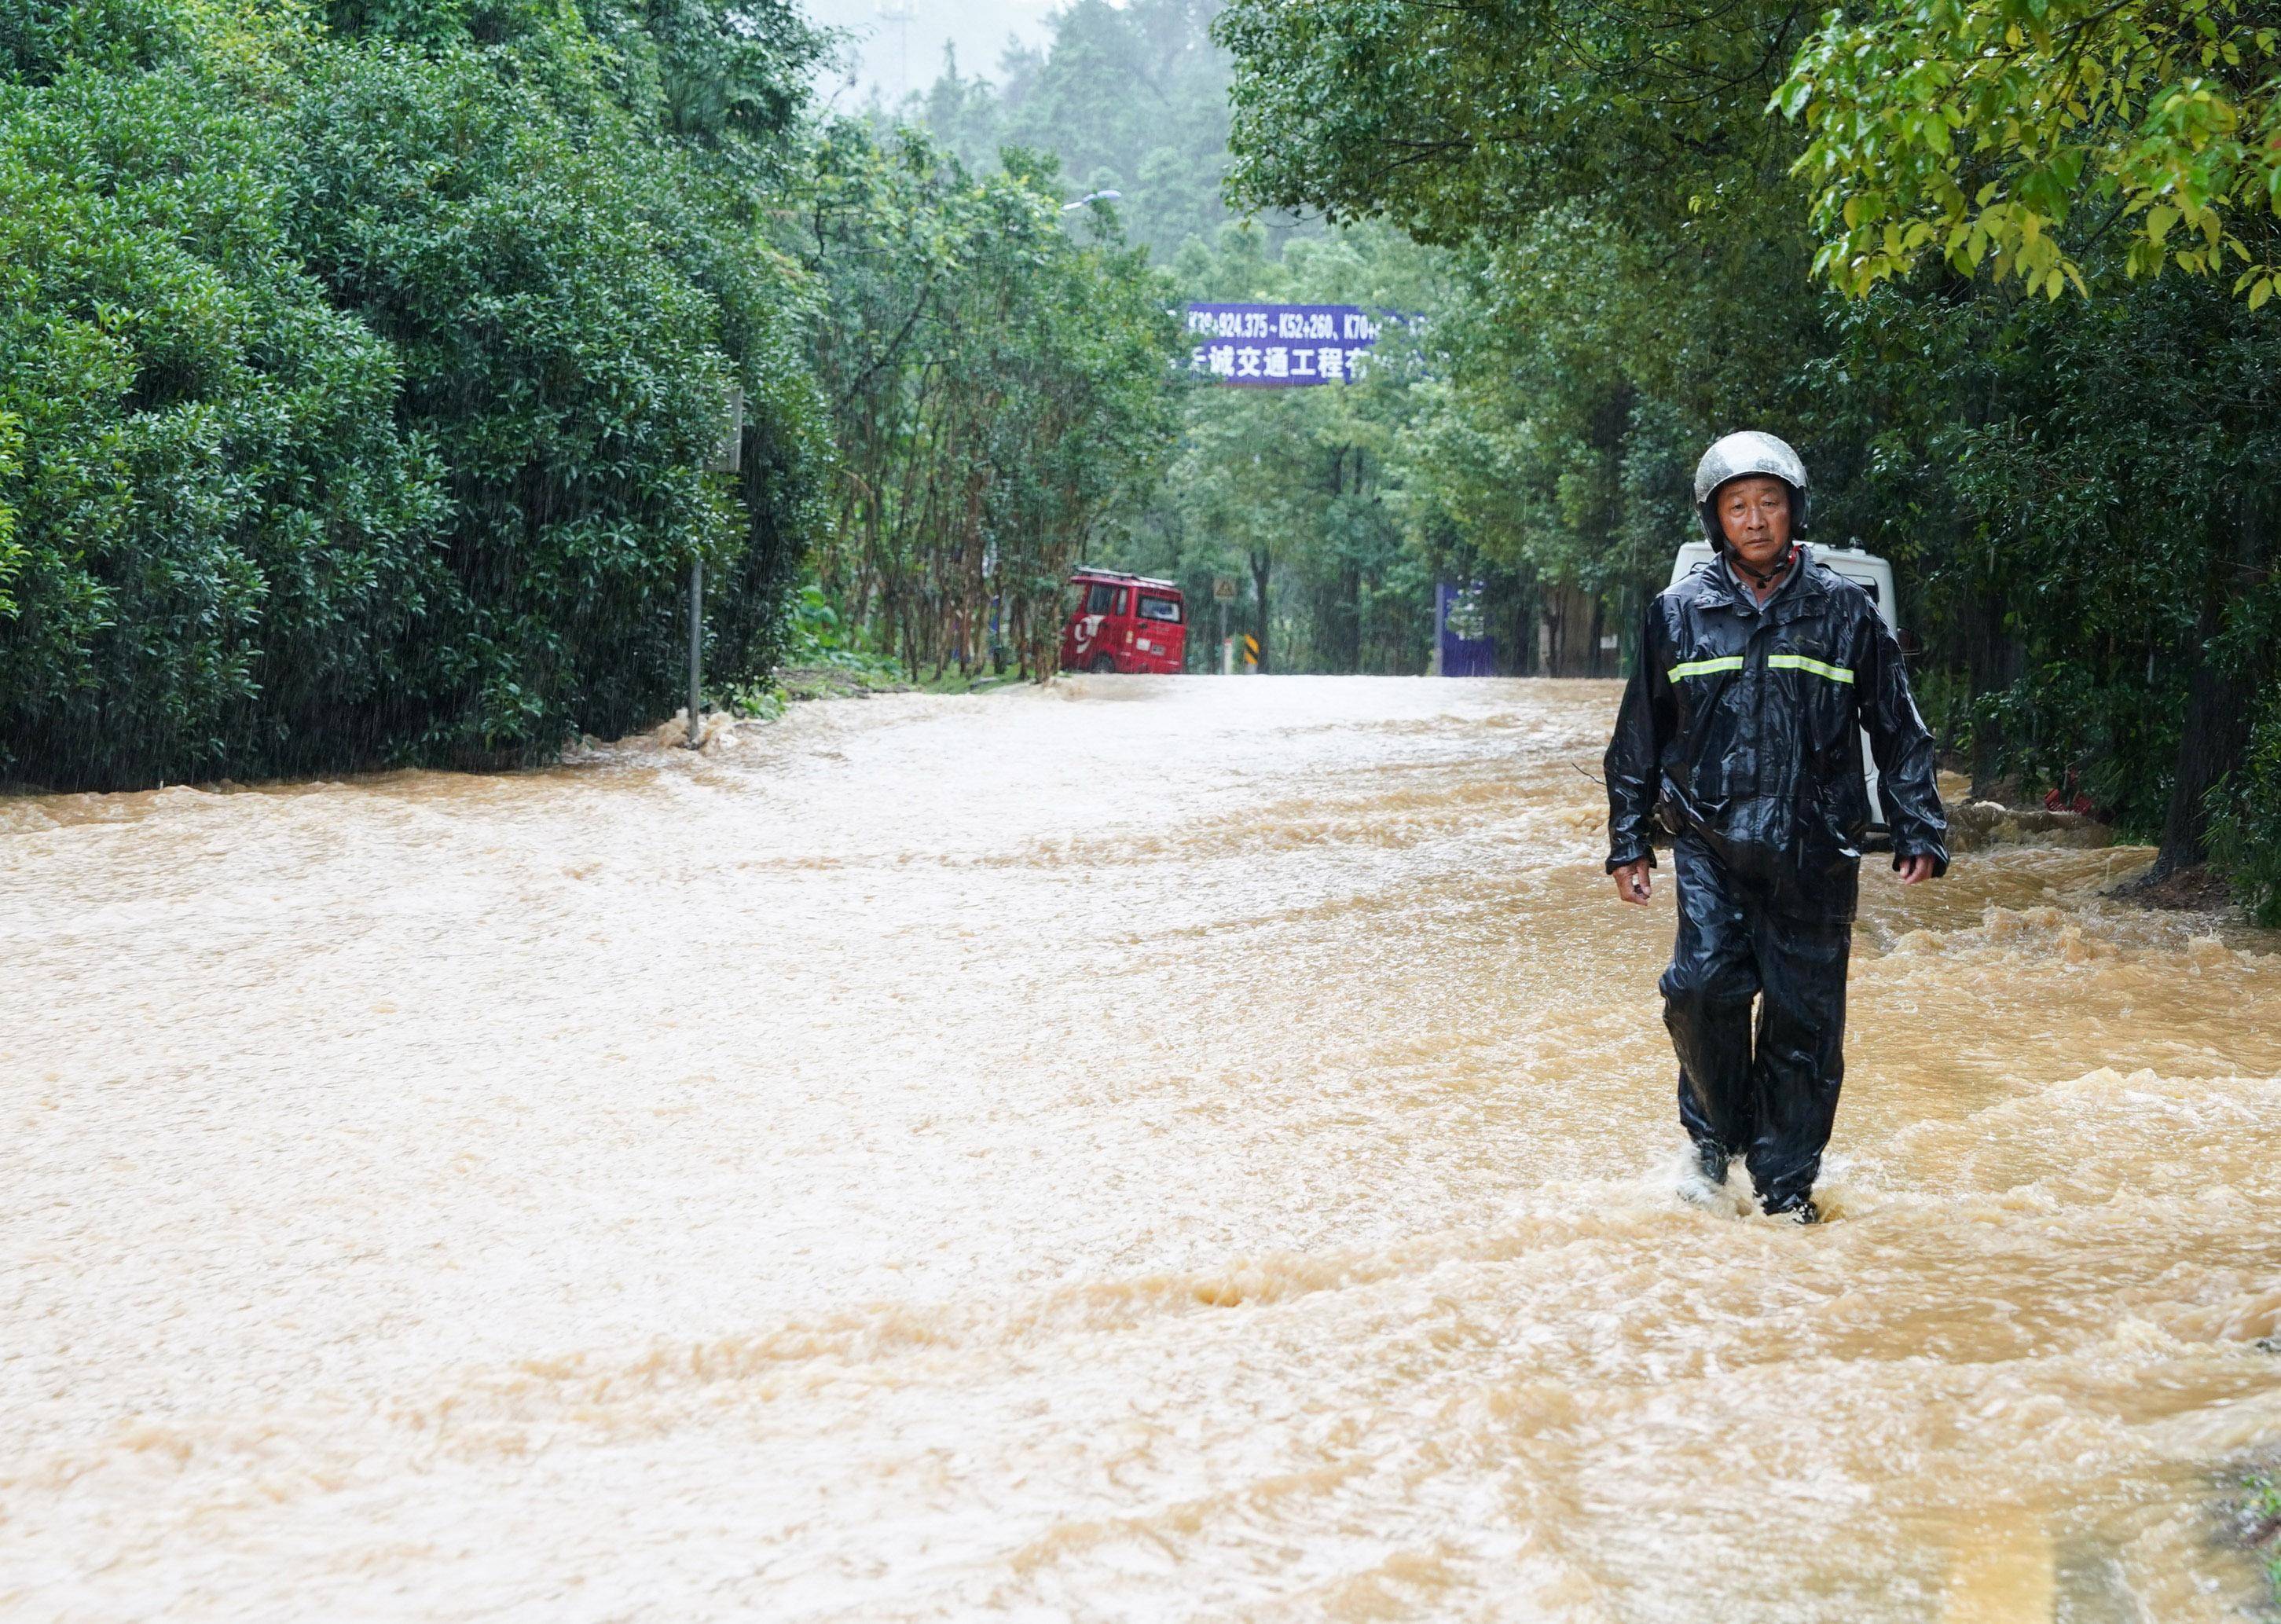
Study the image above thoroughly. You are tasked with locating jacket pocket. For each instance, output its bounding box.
[1817,773,1870,845]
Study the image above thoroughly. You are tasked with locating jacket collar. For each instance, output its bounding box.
[1705,545,1824,621]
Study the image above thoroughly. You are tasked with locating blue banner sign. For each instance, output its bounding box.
[1184,302,1386,387]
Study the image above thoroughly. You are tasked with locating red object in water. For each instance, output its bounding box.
[2044,774,2096,816]
[1060,570,1186,674]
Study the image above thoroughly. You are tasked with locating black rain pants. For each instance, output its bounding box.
[1660,833,1857,1212]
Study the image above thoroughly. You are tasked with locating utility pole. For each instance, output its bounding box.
[687,559,704,749]
[688,385,743,750]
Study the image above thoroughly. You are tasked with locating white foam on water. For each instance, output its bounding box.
[4,677,2278,1622]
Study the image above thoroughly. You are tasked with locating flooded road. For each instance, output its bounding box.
[4,677,2279,1622]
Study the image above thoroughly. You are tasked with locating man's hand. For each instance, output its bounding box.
[1612,858,1653,905]
[1894,853,1937,885]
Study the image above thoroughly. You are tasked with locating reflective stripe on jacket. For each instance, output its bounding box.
[1604,552,1949,875]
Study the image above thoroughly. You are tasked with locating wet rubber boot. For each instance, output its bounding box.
[1764,1193,1821,1225]
[1678,1136,1730,1206]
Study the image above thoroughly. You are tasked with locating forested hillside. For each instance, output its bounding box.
[0,0,1175,784]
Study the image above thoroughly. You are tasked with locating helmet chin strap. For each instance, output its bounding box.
[1728,542,1799,589]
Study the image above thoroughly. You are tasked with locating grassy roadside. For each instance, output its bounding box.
[721,585,1042,720]
[720,662,1032,724]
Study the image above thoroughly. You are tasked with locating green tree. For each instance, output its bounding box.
[1212,0,1832,676]
[909,0,1307,263]
[1782,0,2281,303]
[1212,0,2281,896]
[790,122,1180,680]
[0,0,830,786]
[1151,223,1444,674]
[1779,0,2280,883]
[0,37,448,786]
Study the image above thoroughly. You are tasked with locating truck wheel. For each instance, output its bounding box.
[1089,654,1117,674]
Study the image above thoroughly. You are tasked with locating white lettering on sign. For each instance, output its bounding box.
[1181,304,1410,387]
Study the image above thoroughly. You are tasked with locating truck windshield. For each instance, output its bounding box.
[1137,594,1182,623]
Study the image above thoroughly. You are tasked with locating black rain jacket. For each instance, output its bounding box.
[1604,551,1948,877]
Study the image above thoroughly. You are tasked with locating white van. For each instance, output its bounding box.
[1666,541,1901,836]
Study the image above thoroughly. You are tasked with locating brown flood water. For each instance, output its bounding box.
[3,677,2278,1622]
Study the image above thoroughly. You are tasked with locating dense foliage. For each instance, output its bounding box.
[792,122,1180,680]
[0,0,1191,784]
[1784,0,2281,302]
[0,0,837,786]
[1215,0,2280,913]
[906,1,1441,678]
[0,35,448,786]
[905,0,1295,261]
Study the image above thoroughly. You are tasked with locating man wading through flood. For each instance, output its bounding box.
[1604,433,1949,1223]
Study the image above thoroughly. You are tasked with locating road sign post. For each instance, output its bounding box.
[687,387,743,748]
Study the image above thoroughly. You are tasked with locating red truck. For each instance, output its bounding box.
[1059,569,1187,674]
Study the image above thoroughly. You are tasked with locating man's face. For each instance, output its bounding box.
[1715,475,1793,568]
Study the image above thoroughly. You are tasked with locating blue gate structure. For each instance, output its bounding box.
[1436,581,1498,677]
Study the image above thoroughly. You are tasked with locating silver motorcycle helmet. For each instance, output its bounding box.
[1692,431,1810,548]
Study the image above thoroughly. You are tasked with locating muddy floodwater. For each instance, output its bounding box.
[5,678,2279,1622]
